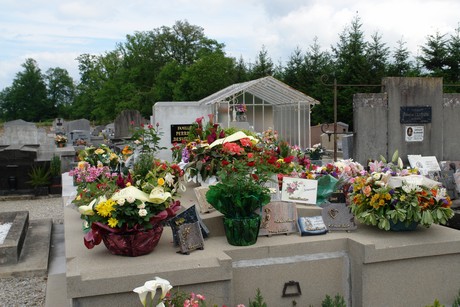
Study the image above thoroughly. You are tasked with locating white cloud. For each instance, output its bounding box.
[1,0,460,89]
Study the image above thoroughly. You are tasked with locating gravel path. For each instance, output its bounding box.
[0,196,64,307]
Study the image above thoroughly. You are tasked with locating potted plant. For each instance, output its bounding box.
[305,143,326,163]
[348,154,454,231]
[205,137,275,246]
[27,164,51,196]
[77,156,183,256]
[54,134,67,147]
[49,155,62,194]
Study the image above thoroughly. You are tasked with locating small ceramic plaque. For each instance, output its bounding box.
[194,186,215,213]
[321,203,357,231]
[177,222,204,255]
[168,205,209,246]
[297,216,327,236]
[258,201,298,236]
[281,177,318,205]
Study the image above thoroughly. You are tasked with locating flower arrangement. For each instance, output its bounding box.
[69,161,117,208]
[78,158,183,249]
[77,144,121,170]
[205,143,275,218]
[183,130,259,184]
[349,153,454,230]
[234,104,247,114]
[54,134,67,145]
[171,114,225,171]
[306,143,326,160]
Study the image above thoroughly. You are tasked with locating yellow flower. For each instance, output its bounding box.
[77,161,86,170]
[95,148,105,155]
[157,178,165,186]
[96,199,116,217]
[109,153,118,161]
[108,217,118,228]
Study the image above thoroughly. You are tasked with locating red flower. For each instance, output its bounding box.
[284,155,294,163]
[267,156,277,164]
[222,160,230,166]
[196,116,204,127]
[239,138,252,147]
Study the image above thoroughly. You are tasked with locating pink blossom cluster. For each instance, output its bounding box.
[69,162,113,183]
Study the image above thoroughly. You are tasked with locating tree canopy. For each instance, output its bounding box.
[1,18,460,128]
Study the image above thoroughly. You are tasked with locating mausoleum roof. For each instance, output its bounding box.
[199,76,319,106]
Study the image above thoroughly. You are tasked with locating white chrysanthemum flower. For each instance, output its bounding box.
[117,198,125,205]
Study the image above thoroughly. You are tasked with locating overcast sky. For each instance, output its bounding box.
[1,0,460,89]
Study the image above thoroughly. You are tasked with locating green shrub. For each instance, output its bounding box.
[452,289,460,307]
[50,155,61,177]
[249,288,267,307]
[27,165,51,187]
[321,293,346,307]
[424,299,445,307]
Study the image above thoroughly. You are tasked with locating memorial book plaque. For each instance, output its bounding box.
[168,205,209,246]
[297,216,328,236]
[258,201,298,236]
[177,221,204,255]
[321,203,357,231]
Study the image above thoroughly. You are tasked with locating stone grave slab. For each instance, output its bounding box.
[0,211,29,265]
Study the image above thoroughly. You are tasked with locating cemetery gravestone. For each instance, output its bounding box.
[114,110,145,139]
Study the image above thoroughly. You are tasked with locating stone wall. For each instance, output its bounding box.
[353,77,460,165]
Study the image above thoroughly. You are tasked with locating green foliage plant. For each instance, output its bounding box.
[27,165,51,187]
[205,142,274,218]
[452,289,460,307]
[130,122,166,155]
[321,293,346,307]
[50,155,61,177]
[248,288,267,307]
[424,299,445,307]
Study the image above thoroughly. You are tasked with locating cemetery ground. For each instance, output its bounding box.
[0,195,64,306]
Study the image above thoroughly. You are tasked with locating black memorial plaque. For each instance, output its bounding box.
[400,106,432,124]
[170,124,192,143]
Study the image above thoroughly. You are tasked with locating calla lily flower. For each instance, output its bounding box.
[145,277,172,299]
[149,187,171,204]
[78,204,94,215]
[134,277,172,307]
[133,285,149,307]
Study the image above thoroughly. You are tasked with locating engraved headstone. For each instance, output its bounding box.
[114,110,145,139]
[297,216,327,236]
[321,203,357,231]
[168,205,209,246]
[68,130,91,146]
[259,201,298,236]
[3,120,39,145]
[65,119,90,133]
[177,221,205,255]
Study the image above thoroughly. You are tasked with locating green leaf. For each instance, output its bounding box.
[391,150,399,163]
